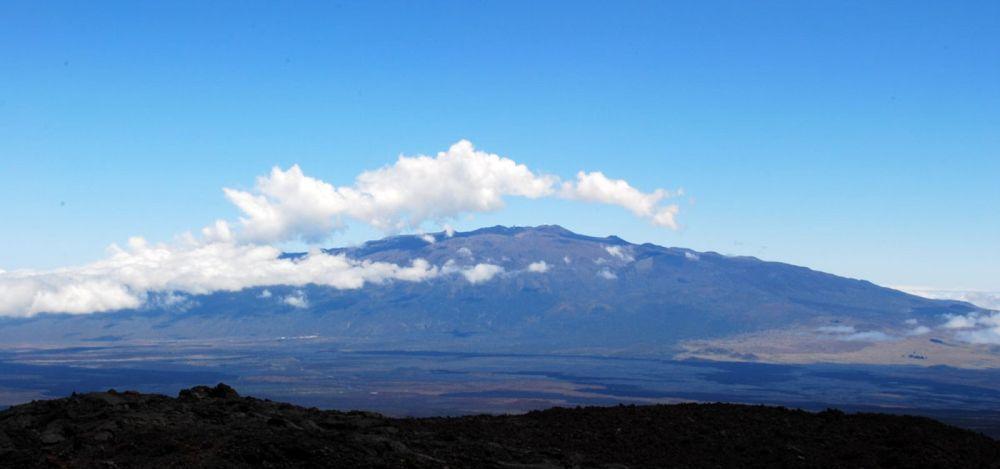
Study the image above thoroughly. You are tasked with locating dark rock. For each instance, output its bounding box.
[178,383,239,401]
[0,386,997,468]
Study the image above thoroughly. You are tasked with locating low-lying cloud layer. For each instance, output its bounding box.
[1,140,677,318]
[0,235,520,318]
[898,287,1000,345]
[0,237,441,317]
[897,288,1000,311]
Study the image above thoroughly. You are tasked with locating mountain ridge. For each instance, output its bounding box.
[0,225,988,365]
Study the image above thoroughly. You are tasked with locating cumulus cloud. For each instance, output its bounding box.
[527,261,549,273]
[283,290,309,308]
[419,233,436,244]
[258,289,273,299]
[443,262,503,284]
[684,251,700,261]
[604,246,634,262]
[597,269,617,280]
[224,140,683,243]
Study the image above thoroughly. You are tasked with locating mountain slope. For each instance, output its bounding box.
[0,226,983,356]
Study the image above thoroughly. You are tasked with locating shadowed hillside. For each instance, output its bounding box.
[1,384,997,468]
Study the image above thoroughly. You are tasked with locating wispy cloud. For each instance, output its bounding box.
[941,311,1000,345]
[815,325,896,342]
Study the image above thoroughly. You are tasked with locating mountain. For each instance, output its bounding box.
[0,225,984,361]
[2,384,997,468]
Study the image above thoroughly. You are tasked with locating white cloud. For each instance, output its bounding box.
[891,287,1000,345]
[0,140,686,318]
[956,326,1000,345]
[201,219,234,243]
[0,239,441,318]
[224,140,557,243]
[457,263,504,284]
[895,287,1000,311]
[816,325,856,334]
[443,225,456,237]
[604,245,634,262]
[563,256,571,264]
[816,325,895,342]
[560,171,680,229]
[440,260,504,284]
[597,269,617,280]
[527,261,549,273]
[419,233,436,244]
[684,251,700,261]
[258,289,273,299]
[943,315,979,329]
[940,311,1000,345]
[457,247,473,257]
[283,290,308,308]
[906,325,931,336]
[224,140,682,243]
[840,331,895,342]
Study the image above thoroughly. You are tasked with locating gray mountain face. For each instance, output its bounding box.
[0,225,979,353]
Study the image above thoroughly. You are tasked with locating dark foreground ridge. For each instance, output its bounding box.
[1,384,998,468]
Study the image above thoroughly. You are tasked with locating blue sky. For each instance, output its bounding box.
[1,1,998,290]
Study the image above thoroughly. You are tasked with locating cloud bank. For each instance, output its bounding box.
[898,287,1000,345]
[942,311,1000,345]
[0,238,443,318]
[0,236,516,318]
[896,287,1000,311]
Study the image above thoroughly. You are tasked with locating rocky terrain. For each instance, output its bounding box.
[1,384,998,468]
